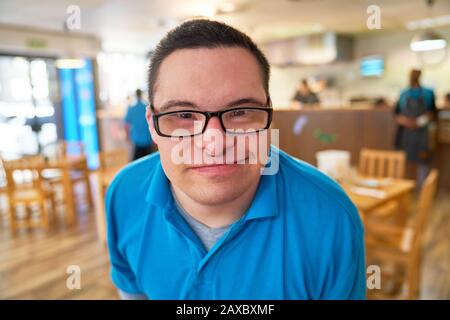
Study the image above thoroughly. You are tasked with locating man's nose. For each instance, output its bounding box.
[195,116,229,156]
[204,116,223,133]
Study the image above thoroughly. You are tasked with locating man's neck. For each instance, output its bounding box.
[171,178,260,228]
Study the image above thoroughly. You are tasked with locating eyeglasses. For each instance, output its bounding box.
[151,105,273,138]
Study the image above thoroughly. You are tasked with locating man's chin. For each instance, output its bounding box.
[182,175,252,204]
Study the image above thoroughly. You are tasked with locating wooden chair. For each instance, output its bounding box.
[3,156,56,233]
[98,149,130,173]
[97,149,129,200]
[359,148,406,179]
[57,141,85,157]
[43,140,93,209]
[358,148,407,219]
[95,149,129,244]
[365,169,439,300]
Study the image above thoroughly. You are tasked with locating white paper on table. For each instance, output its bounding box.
[348,186,387,199]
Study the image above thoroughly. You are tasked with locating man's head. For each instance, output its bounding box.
[136,89,143,100]
[146,19,272,206]
[298,79,310,93]
[409,69,422,87]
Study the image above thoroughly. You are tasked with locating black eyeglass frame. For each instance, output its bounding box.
[150,104,273,138]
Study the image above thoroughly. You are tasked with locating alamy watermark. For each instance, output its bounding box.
[366,5,381,30]
[66,5,81,30]
[169,123,279,176]
[66,265,81,290]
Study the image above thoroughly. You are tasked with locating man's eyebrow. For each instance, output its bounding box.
[158,97,267,112]
[225,97,267,108]
[159,100,199,112]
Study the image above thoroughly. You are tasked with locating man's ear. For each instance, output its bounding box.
[146,106,159,145]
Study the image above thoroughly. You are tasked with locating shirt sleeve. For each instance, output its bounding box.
[319,206,366,300]
[118,289,147,300]
[321,239,366,300]
[105,179,144,295]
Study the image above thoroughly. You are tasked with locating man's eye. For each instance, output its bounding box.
[176,112,194,119]
[230,109,247,117]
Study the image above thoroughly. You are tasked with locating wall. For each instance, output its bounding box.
[269,26,450,109]
[0,24,101,58]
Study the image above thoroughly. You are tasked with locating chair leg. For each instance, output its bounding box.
[40,199,50,231]
[85,172,93,209]
[407,254,421,300]
[8,202,17,234]
[50,192,58,224]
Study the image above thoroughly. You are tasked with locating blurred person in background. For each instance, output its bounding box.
[373,97,391,109]
[124,89,155,160]
[291,79,320,109]
[395,69,437,187]
[444,93,450,108]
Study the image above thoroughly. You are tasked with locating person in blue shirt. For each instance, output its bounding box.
[106,19,366,300]
[395,69,437,186]
[124,89,155,160]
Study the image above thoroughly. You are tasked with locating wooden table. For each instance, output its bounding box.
[342,178,416,224]
[44,155,91,225]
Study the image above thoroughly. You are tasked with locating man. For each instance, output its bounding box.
[444,93,450,108]
[395,69,437,186]
[106,19,365,300]
[124,89,154,160]
[291,79,320,109]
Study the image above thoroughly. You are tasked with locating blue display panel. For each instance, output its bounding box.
[360,55,384,77]
[59,68,79,142]
[59,59,99,169]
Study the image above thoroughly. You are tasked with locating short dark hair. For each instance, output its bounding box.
[136,89,143,99]
[148,19,271,108]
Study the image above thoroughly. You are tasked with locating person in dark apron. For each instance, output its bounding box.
[395,69,436,187]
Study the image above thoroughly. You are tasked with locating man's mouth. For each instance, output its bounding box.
[188,157,249,169]
[188,157,249,175]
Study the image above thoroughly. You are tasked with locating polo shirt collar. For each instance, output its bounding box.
[145,161,173,210]
[242,172,278,221]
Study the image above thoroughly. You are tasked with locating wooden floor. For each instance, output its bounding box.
[0,188,448,299]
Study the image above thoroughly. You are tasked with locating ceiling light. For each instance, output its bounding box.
[55,58,86,69]
[410,30,447,51]
[409,0,448,52]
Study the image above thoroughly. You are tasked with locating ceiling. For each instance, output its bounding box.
[1,0,450,53]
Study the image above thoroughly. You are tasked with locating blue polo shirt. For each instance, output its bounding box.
[105,146,366,299]
[124,100,152,147]
[395,87,436,114]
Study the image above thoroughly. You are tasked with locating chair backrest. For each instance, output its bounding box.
[56,141,85,157]
[359,148,406,179]
[412,169,439,245]
[99,149,129,172]
[2,155,46,191]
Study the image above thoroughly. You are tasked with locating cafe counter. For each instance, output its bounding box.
[271,108,450,190]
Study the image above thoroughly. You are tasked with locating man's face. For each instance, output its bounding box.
[146,47,269,206]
